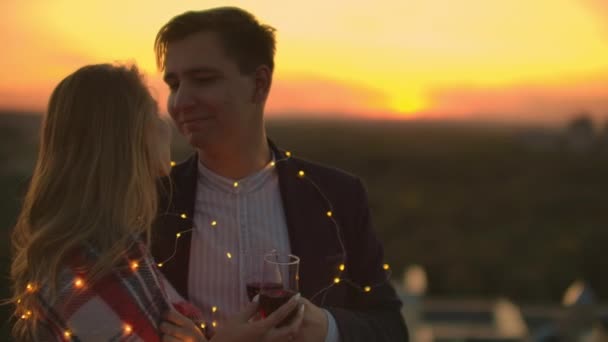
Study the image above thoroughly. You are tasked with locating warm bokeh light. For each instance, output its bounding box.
[1,0,607,123]
[74,277,84,289]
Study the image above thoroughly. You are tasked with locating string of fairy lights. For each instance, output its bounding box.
[17,149,393,339]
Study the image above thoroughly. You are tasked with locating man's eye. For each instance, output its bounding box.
[194,77,216,84]
[168,83,179,91]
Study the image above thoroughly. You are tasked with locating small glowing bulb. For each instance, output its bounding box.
[200,323,206,329]
[364,286,372,292]
[26,310,32,317]
[327,211,333,217]
[170,161,176,167]
[226,252,232,259]
[285,151,292,157]
[339,264,345,271]
[383,264,390,270]
[26,283,35,292]
[157,263,164,268]
[124,324,133,334]
[334,277,341,284]
[17,298,21,304]
[298,170,305,177]
[212,321,217,328]
[270,161,276,167]
[212,306,218,313]
[211,220,217,227]
[233,182,239,188]
[130,261,139,271]
[176,233,181,238]
[74,278,84,288]
[63,330,72,338]
[180,213,187,219]
[20,314,27,320]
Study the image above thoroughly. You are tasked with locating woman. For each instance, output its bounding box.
[10,64,303,341]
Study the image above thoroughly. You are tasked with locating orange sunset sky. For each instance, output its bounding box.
[1,0,607,123]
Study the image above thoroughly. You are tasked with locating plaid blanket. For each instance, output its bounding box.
[31,240,202,341]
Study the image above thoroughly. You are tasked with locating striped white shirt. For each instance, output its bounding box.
[188,156,291,322]
[187,154,340,341]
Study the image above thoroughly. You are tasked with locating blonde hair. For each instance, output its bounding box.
[9,64,165,339]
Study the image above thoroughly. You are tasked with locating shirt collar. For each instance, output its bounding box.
[197,151,276,193]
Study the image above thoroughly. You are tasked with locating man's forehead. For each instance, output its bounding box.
[165,32,226,73]
[165,31,225,65]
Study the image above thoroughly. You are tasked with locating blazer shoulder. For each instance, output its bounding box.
[288,156,363,189]
[271,140,362,187]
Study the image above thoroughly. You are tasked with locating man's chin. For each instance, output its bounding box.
[185,132,210,150]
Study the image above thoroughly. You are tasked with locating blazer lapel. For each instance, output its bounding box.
[271,142,344,299]
[155,154,198,299]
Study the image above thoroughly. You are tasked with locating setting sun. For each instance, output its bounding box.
[1,0,607,123]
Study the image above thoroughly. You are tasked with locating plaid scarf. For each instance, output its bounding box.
[30,240,202,341]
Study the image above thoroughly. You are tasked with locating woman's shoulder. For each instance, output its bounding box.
[34,241,169,341]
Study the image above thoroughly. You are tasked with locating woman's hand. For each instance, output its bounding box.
[213,293,305,342]
[160,308,207,342]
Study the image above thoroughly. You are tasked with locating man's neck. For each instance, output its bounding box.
[197,134,271,180]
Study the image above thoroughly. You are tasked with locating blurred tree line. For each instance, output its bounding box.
[264,117,608,303]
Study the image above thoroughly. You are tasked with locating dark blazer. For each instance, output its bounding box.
[151,142,408,342]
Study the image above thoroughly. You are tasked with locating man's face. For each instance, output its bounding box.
[163,31,257,150]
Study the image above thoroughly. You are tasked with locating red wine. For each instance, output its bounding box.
[259,289,298,326]
[246,282,282,301]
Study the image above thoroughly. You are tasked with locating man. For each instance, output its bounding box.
[151,7,408,342]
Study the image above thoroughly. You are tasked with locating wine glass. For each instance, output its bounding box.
[243,249,277,301]
[259,252,300,324]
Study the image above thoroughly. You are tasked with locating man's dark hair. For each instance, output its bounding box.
[155,7,276,74]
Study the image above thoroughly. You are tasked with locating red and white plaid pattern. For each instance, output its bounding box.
[30,240,203,341]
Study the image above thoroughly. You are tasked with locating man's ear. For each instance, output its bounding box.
[252,65,272,104]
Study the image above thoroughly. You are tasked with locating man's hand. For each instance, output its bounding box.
[213,293,305,342]
[160,294,307,342]
[293,298,328,342]
[160,309,207,342]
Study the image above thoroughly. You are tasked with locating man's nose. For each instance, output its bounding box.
[171,85,196,115]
